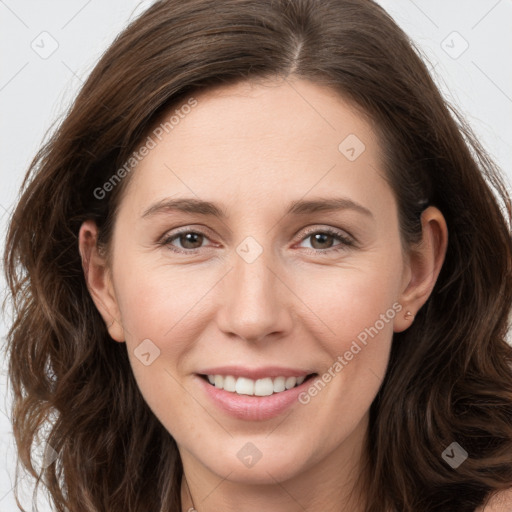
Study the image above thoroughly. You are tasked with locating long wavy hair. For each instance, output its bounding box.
[3,1,512,511]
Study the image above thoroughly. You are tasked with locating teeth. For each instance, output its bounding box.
[206,374,309,396]
[223,375,236,392]
[273,376,285,393]
[254,378,273,396]
[235,377,254,395]
[285,376,297,389]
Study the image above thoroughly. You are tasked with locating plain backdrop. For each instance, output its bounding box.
[1,1,511,510]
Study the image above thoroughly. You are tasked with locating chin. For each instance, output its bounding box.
[195,444,311,485]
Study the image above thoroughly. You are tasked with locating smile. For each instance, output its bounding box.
[204,374,313,396]
[197,371,319,421]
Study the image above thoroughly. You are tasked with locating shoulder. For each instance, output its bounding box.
[474,488,512,512]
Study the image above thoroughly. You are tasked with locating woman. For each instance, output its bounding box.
[3,1,512,511]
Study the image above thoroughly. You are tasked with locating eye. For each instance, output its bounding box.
[296,227,355,253]
[159,229,213,254]
[158,226,356,255]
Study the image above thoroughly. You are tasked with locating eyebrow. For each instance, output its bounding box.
[141,196,373,219]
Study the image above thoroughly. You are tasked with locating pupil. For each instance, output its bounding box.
[182,233,202,249]
[312,233,332,249]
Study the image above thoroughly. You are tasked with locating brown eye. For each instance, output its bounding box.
[176,232,205,249]
[161,230,210,252]
[297,227,355,253]
[309,232,337,250]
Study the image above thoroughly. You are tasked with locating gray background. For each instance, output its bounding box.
[1,1,511,510]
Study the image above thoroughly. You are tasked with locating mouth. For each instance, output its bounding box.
[196,368,319,421]
[199,373,318,396]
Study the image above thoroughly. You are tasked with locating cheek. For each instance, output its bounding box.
[114,255,211,341]
[294,253,402,349]
[110,257,201,392]
[113,260,202,430]
[292,270,399,453]
[291,251,402,411]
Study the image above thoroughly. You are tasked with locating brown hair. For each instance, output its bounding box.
[3,1,512,511]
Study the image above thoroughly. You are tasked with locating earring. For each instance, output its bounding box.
[404,311,414,321]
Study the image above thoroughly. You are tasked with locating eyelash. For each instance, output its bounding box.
[158,226,355,255]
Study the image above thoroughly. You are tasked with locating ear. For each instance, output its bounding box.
[78,220,125,342]
[394,206,448,333]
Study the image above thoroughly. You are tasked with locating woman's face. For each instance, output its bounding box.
[81,78,442,491]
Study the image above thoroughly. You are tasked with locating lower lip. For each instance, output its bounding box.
[196,375,315,421]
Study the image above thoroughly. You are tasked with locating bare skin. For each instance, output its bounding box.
[79,78,448,512]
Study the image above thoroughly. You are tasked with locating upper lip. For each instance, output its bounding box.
[197,366,314,380]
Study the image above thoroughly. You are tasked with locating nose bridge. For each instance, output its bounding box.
[217,236,290,342]
[234,238,273,297]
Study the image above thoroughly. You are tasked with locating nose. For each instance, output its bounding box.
[216,244,293,343]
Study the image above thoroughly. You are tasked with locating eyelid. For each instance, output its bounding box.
[296,224,354,241]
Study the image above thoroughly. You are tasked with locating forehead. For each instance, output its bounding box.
[120,78,388,216]
[168,78,375,147]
